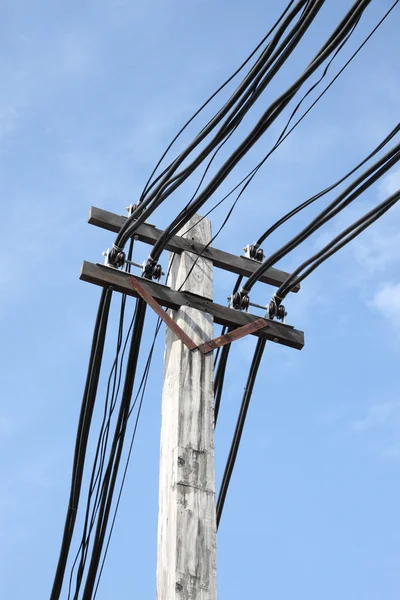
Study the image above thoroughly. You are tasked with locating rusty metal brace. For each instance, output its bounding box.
[127,276,268,355]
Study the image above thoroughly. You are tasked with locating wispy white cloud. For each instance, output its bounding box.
[353,401,400,431]
[0,107,18,140]
[378,167,400,199]
[382,442,400,461]
[370,282,400,329]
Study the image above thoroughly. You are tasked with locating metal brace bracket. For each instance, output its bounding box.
[127,276,268,354]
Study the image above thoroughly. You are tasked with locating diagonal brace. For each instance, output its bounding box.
[127,277,268,354]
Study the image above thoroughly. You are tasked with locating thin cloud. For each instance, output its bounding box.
[353,400,400,431]
[370,282,400,328]
[382,442,400,460]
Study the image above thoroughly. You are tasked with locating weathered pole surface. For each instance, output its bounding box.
[156,215,217,600]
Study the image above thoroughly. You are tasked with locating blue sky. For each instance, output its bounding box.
[1,1,400,598]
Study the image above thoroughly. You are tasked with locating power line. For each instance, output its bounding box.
[109,0,328,259]
[275,188,400,300]
[49,286,113,600]
[217,338,267,527]
[242,139,400,293]
[146,0,373,264]
[80,299,147,600]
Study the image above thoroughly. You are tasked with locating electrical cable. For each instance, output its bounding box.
[133,0,312,207]
[216,338,267,527]
[170,14,363,297]
[50,286,113,600]
[139,0,300,200]
[275,188,400,300]
[92,317,163,598]
[145,0,373,261]
[80,299,147,600]
[111,0,326,253]
[67,242,137,599]
[186,0,399,247]
[242,141,400,293]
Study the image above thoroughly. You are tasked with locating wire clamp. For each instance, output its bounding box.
[125,203,137,215]
[243,244,264,262]
[103,247,125,269]
[228,291,250,311]
[143,257,164,282]
[268,296,287,322]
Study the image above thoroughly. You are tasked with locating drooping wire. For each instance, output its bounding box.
[173,14,366,296]
[50,286,113,600]
[67,242,137,599]
[146,0,373,262]
[217,338,267,527]
[242,140,400,293]
[183,0,399,248]
[111,0,327,253]
[139,0,300,200]
[275,188,400,300]
[80,299,147,600]
[92,317,163,598]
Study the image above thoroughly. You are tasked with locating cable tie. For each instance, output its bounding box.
[112,243,124,253]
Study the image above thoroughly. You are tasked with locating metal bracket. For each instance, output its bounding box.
[127,276,268,354]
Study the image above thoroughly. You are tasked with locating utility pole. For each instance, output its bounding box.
[82,206,305,598]
[156,215,216,600]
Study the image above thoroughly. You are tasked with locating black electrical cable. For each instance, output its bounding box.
[80,299,147,600]
[216,167,400,531]
[276,188,400,299]
[50,286,113,600]
[147,0,374,262]
[242,141,400,293]
[216,338,267,527]
[156,0,362,290]
[213,1,399,433]
[134,0,311,207]
[67,241,137,599]
[188,0,399,246]
[139,0,300,200]
[77,255,178,598]
[147,0,366,236]
[68,297,139,600]
[256,126,400,247]
[92,317,163,598]
[112,0,324,252]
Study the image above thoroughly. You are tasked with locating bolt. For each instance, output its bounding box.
[273,337,279,343]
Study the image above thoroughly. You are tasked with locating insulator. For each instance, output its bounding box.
[277,305,287,321]
[241,294,250,311]
[268,300,277,319]
[231,292,242,309]
[255,248,264,262]
[153,264,162,281]
[108,250,125,268]
[143,260,156,279]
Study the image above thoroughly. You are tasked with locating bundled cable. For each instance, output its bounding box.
[217,338,267,527]
[50,286,113,600]
[241,138,400,295]
[214,119,400,428]
[79,298,147,600]
[108,0,331,263]
[274,188,400,301]
[145,0,374,264]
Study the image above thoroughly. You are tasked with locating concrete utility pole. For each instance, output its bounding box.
[156,215,217,600]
